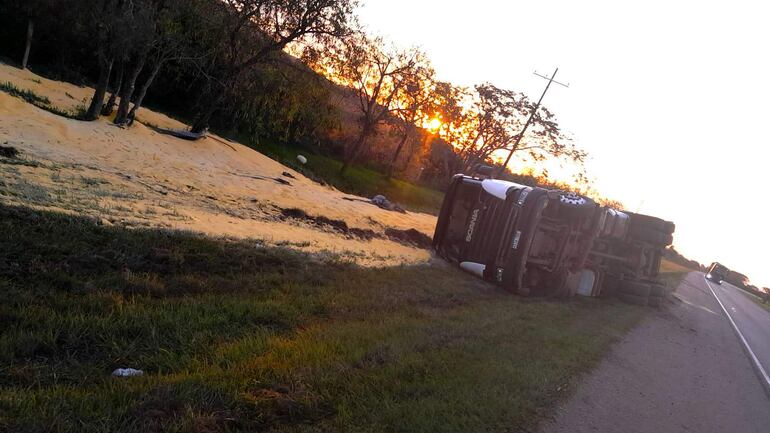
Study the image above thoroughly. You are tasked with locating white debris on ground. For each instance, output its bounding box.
[111,368,144,377]
[0,62,436,266]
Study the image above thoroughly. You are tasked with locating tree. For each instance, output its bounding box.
[6,0,51,70]
[22,16,33,69]
[101,60,125,116]
[319,33,424,173]
[433,82,587,175]
[112,0,164,125]
[84,0,135,121]
[126,0,202,125]
[452,84,527,171]
[431,81,470,174]
[189,0,357,133]
[386,58,435,177]
[226,61,339,144]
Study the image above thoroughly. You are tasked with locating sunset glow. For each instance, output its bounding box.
[427,117,442,132]
[360,0,770,288]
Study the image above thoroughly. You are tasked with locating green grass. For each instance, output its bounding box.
[253,140,445,214]
[658,259,694,294]
[0,204,647,433]
[0,81,86,120]
[733,287,770,313]
[0,81,51,105]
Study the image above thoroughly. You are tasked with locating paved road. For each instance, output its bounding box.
[539,272,770,433]
[707,278,770,387]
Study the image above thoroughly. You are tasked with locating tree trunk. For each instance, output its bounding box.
[387,132,410,178]
[114,54,146,125]
[102,61,124,116]
[85,56,114,121]
[287,116,301,144]
[21,19,33,70]
[340,124,372,174]
[126,61,162,126]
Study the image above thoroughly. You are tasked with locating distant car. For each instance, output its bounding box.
[706,262,728,284]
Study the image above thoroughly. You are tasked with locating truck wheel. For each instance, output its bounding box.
[529,269,568,298]
[600,274,620,298]
[618,292,649,306]
[649,284,666,297]
[557,192,597,220]
[648,296,663,308]
[663,220,676,234]
[549,270,571,299]
[628,225,673,245]
[618,280,652,297]
[630,213,667,231]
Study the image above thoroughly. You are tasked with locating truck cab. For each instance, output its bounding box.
[433,173,599,296]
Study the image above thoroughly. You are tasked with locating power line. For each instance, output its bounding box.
[496,68,569,178]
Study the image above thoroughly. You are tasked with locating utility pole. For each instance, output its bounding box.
[496,68,569,178]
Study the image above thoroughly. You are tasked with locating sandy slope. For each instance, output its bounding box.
[0,63,436,266]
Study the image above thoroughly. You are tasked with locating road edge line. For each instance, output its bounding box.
[703,275,770,398]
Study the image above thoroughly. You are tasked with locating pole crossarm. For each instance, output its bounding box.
[495,67,568,177]
[534,71,569,88]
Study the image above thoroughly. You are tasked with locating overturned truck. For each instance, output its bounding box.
[432,169,675,307]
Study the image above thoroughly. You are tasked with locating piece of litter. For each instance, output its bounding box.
[297,155,307,164]
[112,368,144,377]
[371,195,406,213]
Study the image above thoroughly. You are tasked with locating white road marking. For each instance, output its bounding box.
[703,275,770,396]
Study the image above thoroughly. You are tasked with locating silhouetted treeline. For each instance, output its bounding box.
[663,247,704,271]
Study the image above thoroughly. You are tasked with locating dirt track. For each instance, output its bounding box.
[539,272,770,433]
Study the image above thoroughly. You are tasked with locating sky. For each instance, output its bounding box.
[357,0,770,288]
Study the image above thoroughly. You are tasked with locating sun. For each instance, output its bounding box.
[427,117,442,132]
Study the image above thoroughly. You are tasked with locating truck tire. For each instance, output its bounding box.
[618,280,652,297]
[600,275,621,298]
[618,292,649,306]
[649,283,666,297]
[627,225,673,245]
[663,220,676,234]
[557,192,597,220]
[630,213,667,231]
[547,269,571,298]
[648,296,663,308]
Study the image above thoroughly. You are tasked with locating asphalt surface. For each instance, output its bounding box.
[707,278,770,389]
[539,272,770,433]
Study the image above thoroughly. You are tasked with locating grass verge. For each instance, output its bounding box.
[0,204,646,433]
[658,259,694,294]
[253,140,445,215]
[733,287,770,313]
[0,81,86,120]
